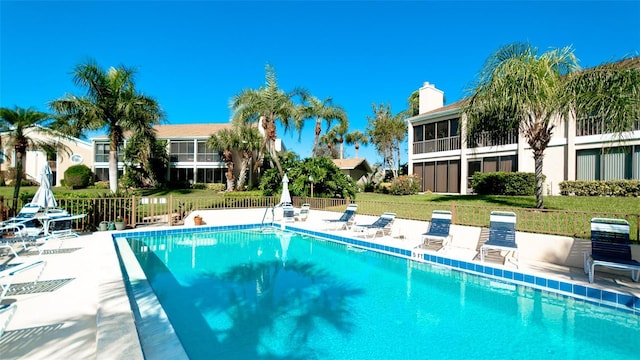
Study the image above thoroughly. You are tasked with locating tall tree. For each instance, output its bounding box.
[303,96,348,157]
[50,59,164,193]
[230,64,307,177]
[345,130,369,158]
[318,127,341,159]
[463,43,639,208]
[0,106,66,212]
[366,103,407,178]
[207,128,239,192]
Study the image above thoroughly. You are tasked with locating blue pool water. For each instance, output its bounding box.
[128,229,640,359]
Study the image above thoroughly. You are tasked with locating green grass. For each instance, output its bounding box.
[2,186,637,214]
[354,193,640,214]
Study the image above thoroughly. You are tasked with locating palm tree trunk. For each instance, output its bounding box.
[109,150,119,193]
[236,152,250,190]
[312,117,321,157]
[533,148,545,209]
[225,161,235,191]
[268,139,284,176]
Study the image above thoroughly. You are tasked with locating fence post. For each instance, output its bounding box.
[451,201,457,224]
[131,195,137,228]
[169,195,173,226]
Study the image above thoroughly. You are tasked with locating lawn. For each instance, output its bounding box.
[2,186,637,215]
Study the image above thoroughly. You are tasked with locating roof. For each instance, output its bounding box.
[153,124,233,139]
[333,158,373,173]
[92,123,233,140]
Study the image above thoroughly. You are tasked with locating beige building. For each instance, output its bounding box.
[332,158,372,185]
[407,82,640,195]
[0,126,93,187]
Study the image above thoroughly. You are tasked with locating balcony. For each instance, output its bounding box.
[413,136,460,154]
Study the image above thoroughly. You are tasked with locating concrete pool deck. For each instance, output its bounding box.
[1,208,639,359]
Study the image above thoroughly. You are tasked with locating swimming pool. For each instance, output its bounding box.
[122,227,640,359]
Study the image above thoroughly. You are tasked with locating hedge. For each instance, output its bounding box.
[471,172,537,196]
[559,180,640,197]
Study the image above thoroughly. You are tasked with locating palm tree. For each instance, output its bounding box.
[50,59,164,193]
[345,130,369,158]
[230,64,307,176]
[235,125,262,190]
[303,96,348,157]
[463,43,639,208]
[318,127,340,159]
[0,106,66,213]
[207,128,238,192]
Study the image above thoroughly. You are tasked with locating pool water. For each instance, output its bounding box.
[128,229,640,359]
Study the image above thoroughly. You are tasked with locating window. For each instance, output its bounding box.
[170,141,194,162]
[576,146,637,180]
[170,168,194,182]
[94,168,123,182]
[436,121,449,139]
[95,143,109,163]
[413,125,424,142]
[197,141,221,162]
[197,168,225,183]
[425,123,435,140]
[95,143,123,162]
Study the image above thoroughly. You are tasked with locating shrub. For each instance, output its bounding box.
[388,175,421,195]
[206,183,226,192]
[559,180,640,197]
[471,172,537,196]
[64,164,94,189]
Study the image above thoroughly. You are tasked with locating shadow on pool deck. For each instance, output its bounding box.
[0,207,638,359]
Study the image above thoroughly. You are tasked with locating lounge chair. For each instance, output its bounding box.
[0,259,46,303]
[421,210,453,249]
[480,211,518,267]
[1,223,32,258]
[353,212,396,239]
[324,204,358,230]
[584,217,640,283]
[295,203,311,222]
[42,213,86,238]
[1,204,43,237]
[282,204,295,223]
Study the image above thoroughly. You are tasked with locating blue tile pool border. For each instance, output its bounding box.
[113,223,639,315]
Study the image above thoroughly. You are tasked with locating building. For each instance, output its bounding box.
[332,158,372,185]
[0,126,93,187]
[407,81,640,195]
[92,124,233,185]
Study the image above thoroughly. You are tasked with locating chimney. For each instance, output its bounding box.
[419,82,444,114]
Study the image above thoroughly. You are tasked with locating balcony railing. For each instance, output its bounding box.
[468,130,518,148]
[413,136,460,154]
[576,117,640,136]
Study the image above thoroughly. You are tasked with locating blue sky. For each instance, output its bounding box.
[1,1,639,165]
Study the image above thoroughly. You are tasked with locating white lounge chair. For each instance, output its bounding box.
[282,204,295,223]
[0,303,17,338]
[584,217,640,283]
[295,203,311,222]
[480,211,518,267]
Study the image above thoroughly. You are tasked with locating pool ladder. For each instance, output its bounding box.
[261,205,276,229]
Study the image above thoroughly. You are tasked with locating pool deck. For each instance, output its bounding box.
[1,208,639,359]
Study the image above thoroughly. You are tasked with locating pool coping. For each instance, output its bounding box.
[113,222,639,353]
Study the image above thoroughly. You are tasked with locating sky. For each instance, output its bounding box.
[1,0,639,166]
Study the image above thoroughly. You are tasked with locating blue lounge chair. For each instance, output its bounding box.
[422,210,453,248]
[324,204,358,230]
[353,212,396,239]
[480,211,518,267]
[584,217,640,283]
[282,204,295,223]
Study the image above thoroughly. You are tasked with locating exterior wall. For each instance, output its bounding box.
[1,128,93,187]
